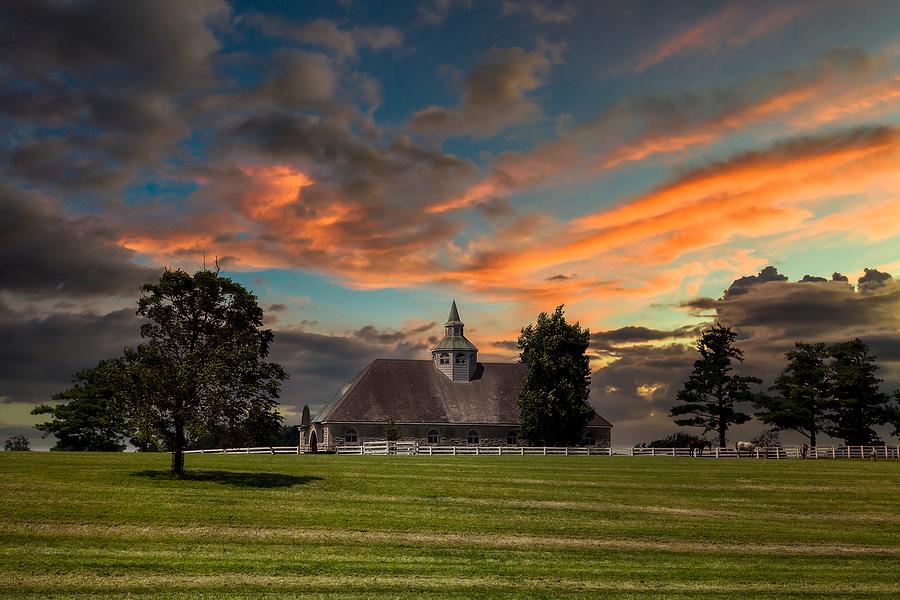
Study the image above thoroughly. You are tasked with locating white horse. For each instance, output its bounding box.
[735,441,757,457]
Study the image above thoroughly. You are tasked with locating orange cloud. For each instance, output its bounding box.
[630,3,808,73]
[429,48,892,215]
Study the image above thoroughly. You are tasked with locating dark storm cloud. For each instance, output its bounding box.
[0,303,142,406]
[353,322,437,345]
[0,185,159,297]
[723,265,788,298]
[0,0,227,192]
[591,325,700,348]
[592,266,900,444]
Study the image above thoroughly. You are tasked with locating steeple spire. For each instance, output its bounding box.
[432,299,478,382]
[447,299,461,323]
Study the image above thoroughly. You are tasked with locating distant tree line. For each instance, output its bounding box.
[665,323,900,447]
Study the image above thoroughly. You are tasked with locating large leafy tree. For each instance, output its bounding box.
[755,342,831,447]
[670,323,760,447]
[517,305,593,446]
[32,360,129,451]
[826,339,891,445]
[130,268,287,476]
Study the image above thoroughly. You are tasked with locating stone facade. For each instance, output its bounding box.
[303,422,612,450]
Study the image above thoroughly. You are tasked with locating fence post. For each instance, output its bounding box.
[832,447,836,459]
[543,446,547,456]
[715,447,719,458]
[521,446,524,455]
[476,446,480,456]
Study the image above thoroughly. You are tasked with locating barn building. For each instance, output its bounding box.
[299,301,612,452]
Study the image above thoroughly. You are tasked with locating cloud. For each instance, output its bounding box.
[431,47,887,214]
[591,325,701,348]
[0,0,227,192]
[592,266,900,445]
[0,303,142,407]
[451,125,900,297]
[416,0,472,26]
[629,3,809,73]
[245,14,402,60]
[410,41,563,138]
[500,1,575,24]
[0,185,159,298]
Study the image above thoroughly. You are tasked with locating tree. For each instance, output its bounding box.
[751,428,781,447]
[755,342,831,447]
[646,432,698,448]
[826,339,891,445]
[384,418,400,441]
[3,435,30,451]
[31,360,129,451]
[889,391,900,439]
[670,323,760,447]
[517,305,593,446]
[128,268,287,477]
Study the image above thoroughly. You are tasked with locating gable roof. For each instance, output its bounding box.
[315,359,611,427]
[317,359,523,424]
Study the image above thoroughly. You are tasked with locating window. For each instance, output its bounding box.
[583,431,596,446]
[507,431,518,445]
[427,429,439,444]
[345,429,358,444]
[467,430,479,445]
[439,353,450,365]
[455,353,467,364]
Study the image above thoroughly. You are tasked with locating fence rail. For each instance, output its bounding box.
[186,443,900,459]
[183,446,300,455]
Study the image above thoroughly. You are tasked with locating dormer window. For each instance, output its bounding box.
[439,353,450,365]
[455,353,467,364]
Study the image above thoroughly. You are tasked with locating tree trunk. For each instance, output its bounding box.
[171,417,185,478]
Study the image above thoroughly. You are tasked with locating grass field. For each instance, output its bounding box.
[0,453,898,599]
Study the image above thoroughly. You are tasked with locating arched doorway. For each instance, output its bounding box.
[308,430,318,453]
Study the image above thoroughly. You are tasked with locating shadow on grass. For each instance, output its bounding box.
[130,470,322,488]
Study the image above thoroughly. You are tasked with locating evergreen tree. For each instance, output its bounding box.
[517,305,593,446]
[826,339,891,445]
[670,323,760,447]
[32,360,129,451]
[755,342,831,447]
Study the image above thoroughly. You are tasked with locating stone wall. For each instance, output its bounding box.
[323,422,611,449]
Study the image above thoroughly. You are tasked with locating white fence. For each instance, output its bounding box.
[183,446,300,455]
[185,443,900,459]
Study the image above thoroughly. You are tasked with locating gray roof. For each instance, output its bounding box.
[432,335,478,352]
[315,359,612,427]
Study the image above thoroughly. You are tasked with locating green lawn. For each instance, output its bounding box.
[0,453,898,599]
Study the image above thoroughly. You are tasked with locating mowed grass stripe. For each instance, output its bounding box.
[2,523,898,555]
[1,453,898,599]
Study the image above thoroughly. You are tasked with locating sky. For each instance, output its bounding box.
[2,0,900,449]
